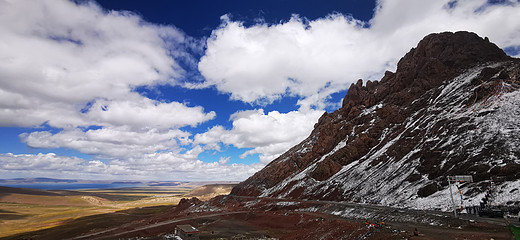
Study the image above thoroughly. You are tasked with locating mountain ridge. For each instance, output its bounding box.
[231,31,520,209]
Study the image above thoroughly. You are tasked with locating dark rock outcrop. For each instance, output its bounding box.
[175,197,202,212]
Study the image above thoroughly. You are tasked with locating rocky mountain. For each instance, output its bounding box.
[231,31,520,210]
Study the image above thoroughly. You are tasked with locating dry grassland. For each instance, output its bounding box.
[0,183,234,238]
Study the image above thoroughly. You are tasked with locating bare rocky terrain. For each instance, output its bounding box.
[232,31,520,211]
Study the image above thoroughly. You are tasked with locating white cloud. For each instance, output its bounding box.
[198,0,520,109]
[0,152,263,181]
[0,153,83,171]
[20,127,191,158]
[198,14,375,109]
[195,109,323,163]
[84,95,215,130]
[0,0,215,169]
[219,156,230,164]
[0,0,208,129]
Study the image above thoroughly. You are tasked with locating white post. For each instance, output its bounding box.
[448,177,457,217]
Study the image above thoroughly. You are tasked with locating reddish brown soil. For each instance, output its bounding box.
[3,196,514,240]
[107,211,366,240]
[95,209,512,240]
[375,221,514,240]
[114,196,513,240]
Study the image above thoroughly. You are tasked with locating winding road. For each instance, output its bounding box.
[71,211,249,240]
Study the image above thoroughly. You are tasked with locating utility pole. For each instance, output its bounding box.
[448,177,457,217]
[447,175,473,218]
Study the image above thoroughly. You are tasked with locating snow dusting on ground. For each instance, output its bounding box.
[258,62,520,211]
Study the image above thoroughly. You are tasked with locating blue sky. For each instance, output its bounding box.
[0,0,519,181]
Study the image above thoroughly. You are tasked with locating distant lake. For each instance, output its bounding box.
[0,183,146,190]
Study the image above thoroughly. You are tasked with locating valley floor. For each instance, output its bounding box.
[5,195,516,240]
[0,183,234,238]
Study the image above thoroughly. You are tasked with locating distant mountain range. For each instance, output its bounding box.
[0,178,238,186]
[232,31,520,210]
[0,178,165,185]
[0,178,81,184]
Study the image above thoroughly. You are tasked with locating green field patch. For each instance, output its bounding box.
[512,225,520,240]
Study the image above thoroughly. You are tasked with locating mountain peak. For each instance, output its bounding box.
[394,31,508,85]
[404,31,508,68]
[343,31,510,111]
[232,31,520,210]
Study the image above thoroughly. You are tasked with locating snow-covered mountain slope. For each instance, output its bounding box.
[231,31,520,210]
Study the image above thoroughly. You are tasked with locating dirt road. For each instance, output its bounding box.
[71,211,248,240]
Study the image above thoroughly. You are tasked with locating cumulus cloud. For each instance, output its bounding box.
[198,0,520,109]
[0,0,209,129]
[0,0,215,167]
[0,153,262,181]
[198,14,374,110]
[84,95,215,130]
[195,109,323,163]
[20,127,191,158]
[0,153,83,171]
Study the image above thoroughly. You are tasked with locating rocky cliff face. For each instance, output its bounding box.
[231,31,520,209]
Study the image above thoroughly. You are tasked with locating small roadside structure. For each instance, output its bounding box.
[174,224,200,240]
